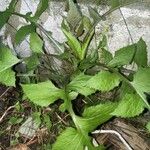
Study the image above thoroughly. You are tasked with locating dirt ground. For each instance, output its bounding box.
[0,84,150,150]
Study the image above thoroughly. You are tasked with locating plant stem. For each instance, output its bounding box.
[64,87,95,150]
[64,86,79,128]
[12,12,27,19]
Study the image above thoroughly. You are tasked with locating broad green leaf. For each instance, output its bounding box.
[22,81,65,107]
[0,11,11,29]
[131,67,150,108]
[0,68,16,86]
[25,54,40,71]
[76,20,84,37]
[52,127,86,150]
[120,81,133,96]
[134,38,148,67]
[86,71,120,92]
[0,46,19,86]
[32,0,48,21]
[76,102,117,132]
[15,24,35,45]
[81,29,94,59]
[66,0,82,30]
[68,73,95,96]
[83,16,92,30]
[30,33,43,53]
[112,93,145,117]
[108,44,136,67]
[99,48,113,64]
[79,50,98,70]
[0,0,18,29]
[132,67,150,93]
[62,26,82,60]
[0,46,19,72]
[81,13,95,58]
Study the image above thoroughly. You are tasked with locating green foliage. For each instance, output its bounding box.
[82,29,94,58]
[0,0,18,29]
[43,114,52,130]
[83,16,92,30]
[68,73,95,96]
[0,45,19,72]
[62,22,82,59]
[134,38,148,67]
[30,32,43,54]
[62,5,94,61]
[22,81,65,106]
[79,50,98,70]
[32,112,41,127]
[0,11,12,29]
[52,127,86,150]
[15,24,35,45]
[98,35,113,64]
[32,0,49,21]
[66,0,82,30]
[9,117,23,125]
[0,45,19,86]
[108,38,147,68]
[109,0,141,9]
[88,7,102,22]
[132,68,150,94]
[1,0,150,149]
[108,44,135,67]
[100,48,113,64]
[25,54,40,71]
[131,68,150,109]
[86,71,120,92]
[98,35,107,49]
[77,102,117,132]
[0,68,16,86]
[53,127,103,150]
[112,93,145,117]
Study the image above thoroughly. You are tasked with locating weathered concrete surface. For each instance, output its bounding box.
[0,0,11,11]
[0,1,150,62]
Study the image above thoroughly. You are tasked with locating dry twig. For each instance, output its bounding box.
[0,87,11,99]
[0,105,15,123]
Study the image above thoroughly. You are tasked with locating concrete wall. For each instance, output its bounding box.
[0,0,150,63]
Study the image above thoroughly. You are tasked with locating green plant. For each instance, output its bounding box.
[0,0,150,149]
